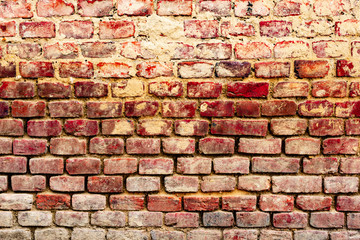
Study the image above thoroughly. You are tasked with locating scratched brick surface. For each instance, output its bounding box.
[1,0,360,239]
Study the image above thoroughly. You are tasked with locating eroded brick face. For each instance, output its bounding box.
[0,0,358,238]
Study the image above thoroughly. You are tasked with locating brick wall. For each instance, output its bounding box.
[0,0,360,239]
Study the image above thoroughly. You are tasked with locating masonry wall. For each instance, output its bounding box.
[1,0,360,239]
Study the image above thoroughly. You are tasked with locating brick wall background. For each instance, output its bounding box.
[0,0,360,239]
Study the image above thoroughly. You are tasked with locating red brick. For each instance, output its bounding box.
[50,176,84,192]
[43,42,79,59]
[313,0,350,16]
[297,195,332,211]
[0,63,16,79]
[89,137,124,155]
[11,175,46,192]
[178,62,214,78]
[234,0,270,16]
[149,81,183,97]
[81,42,115,58]
[0,138,12,154]
[252,157,300,173]
[262,100,297,116]
[174,120,208,136]
[125,101,159,117]
[163,138,195,154]
[13,139,47,156]
[324,177,359,193]
[162,101,197,118]
[59,21,93,39]
[236,212,270,228]
[184,196,219,211]
[187,82,221,98]
[223,196,256,211]
[165,212,199,228]
[19,22,55,38]
[312,80,347,98]
[0,22,16,37]
[139,158,173,175]
[337,60,360,77]
[0,119,23,136]
[340,157,360,174]
[19,62,54,78]
[87,102,122,118]
[29,158,63,174]
[104,158,137,174]
[50,137,86,155]
[136,62,173,78]
[259,195,294,212]
[59,62,94,78]
[126,176,160,192]
[313,40,348,58]
[74,81,108,98]
[235,42,272,59]
[273,176,322,193]
[0,102,9,117]
[323,137,359,154]
[303,157,338,174]
[238,176,271,191]
[285,137,321,155]
[64,120,99,136]
[196,43,231,60]
[227,82,269,98]
[223,229,258,240]
[36,0,74,16]
[177,157,211,174]
[98,62,130,78]
[255,62,290,78]
[99,21,135,39]
[201,176,236,192]
[203,211,234,227]
[126,138,160,155]
[211,119,267,136]
[37,82,71,98]
[274,0,301,16]
[274,41,309,58]
[117,0,153,15]
[0,156,27,173]
[199,137,234,154]
[200,101,234,117]
[137,120,172,136]
[48,101,83,118]
[66,157,100,175]
[87,176,123,193]
[260,20,292,37]
[7,43,41,59]
[348,213,360,229]
[215,61,251,78]
[110,195,144,210]
[157,0,192,15]
[273,212,308,229]
[298,100,334,117]
[148,195,181,212]
[184,20,218,38]
[350,82,360,97]
[236,101,261,117]
[0,81,34,98]
[36,193,70,210]
[239,138,282,154]
[310,212,345,228]
[102,119,135,135]
[270,119,307,135]
[309,119,344,136]
[220,21,255,37]
[295,60,330,78]
[0,176,7,191]
[11,100,46,118]
[335,101,360,118]
[337,196,360,211]
[213,157,249,174]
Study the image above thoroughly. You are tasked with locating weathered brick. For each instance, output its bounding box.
[0,156,26,173]
[125,101,159,117]
[200,101,234,117]
[30,157,63,174]
[323,137,359,154]
[165,176,199,192]
[59,21,93,39]
[37,82,71,98]
[19,62,54,78]
[129,212,163,227]
[110,195,144,210]
[60,62,94,78]
[223,196,256,211]
[238,176,271,191]
[165,212,199,228]
[81,42,115,58]
[184,20,218,38]
[274,0,301,16]
[325,177,359,193]
[270,119,307,135]
[239,138,282,154]
[139,158,173,175]
[187,81,222,98]
[55,211,89,227]
[340,157,360,174]
[0,211,12,227]
[178,62,214,78]
[203,211,234,227]
[310,212,345,228]
[34,228,69,240]
[43,43,79,60]
[337,196,360,211]
[295,60,330,78]
[297,195,332,211]
[0,194,33,210]
[107,230,149,240]
[12,100,45,118]
[12,175,46,192]
[199,137,234,154]
[162,138,195,154]
[99,21,135,39]
[102,119,134,135]
[224,229,258,240]
[184,196,219,211]
[126,138,160,154]
[285,137,321,155]
[312,80,347,98]
[201,176,236,192]
[71,228,105,240]
[0,102,9,117]
[309,119,344,136]
[148,195,181,212]
[220,21,255,37]
[187,230,222,240]
[13,139,47,155]
[272,176,322,193]
[72,194,106,210]
[149,81,183,97]
[0,229,31,240]
[136,62,173,78]
[74,81,108,98]
[78,0,112,16]
[236,101,261,117]
[50,176,85,192]
[27,120,62,137]
[87,102,122,118]
[228,82,268,98]
[273,212,308,229]
[88,176,123,193]
[313,40,348,58]
[314,0,350,16]
[0,138,12,154]
[137,119,172,136]
[273,81,309,98]
[18,211,52,226]
[91,211,125,227]
[303,157,338,174]
[215,61,251,78]
[252,157,300,173]
[98,63,131,78]
[157,0,192,15]
[36,193,70,210]
[274,41,309,58]
[213,157,249,174]
[64,120,99,136]
[36,0,74,16]
[262,100,297,116]
[211,119,267,136]
[177,157,211,174]
[259,195,294,212]
[255,62,290,78]
[235,42,272,59]
[20,22,55,38]
[0,22,16,37]
[7,43,41,59]
[89,137,124,155]
[104,158,138,174]
[49,101,83,118]
[66,157,100,175]
[234,0,270,16]
[260,21,292,37]
[126,176,160,192]
[50,137,86,155]
[0,81,34,98]
[174,120,208,136]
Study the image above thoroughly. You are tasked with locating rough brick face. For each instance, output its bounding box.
[0,0,358,237]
